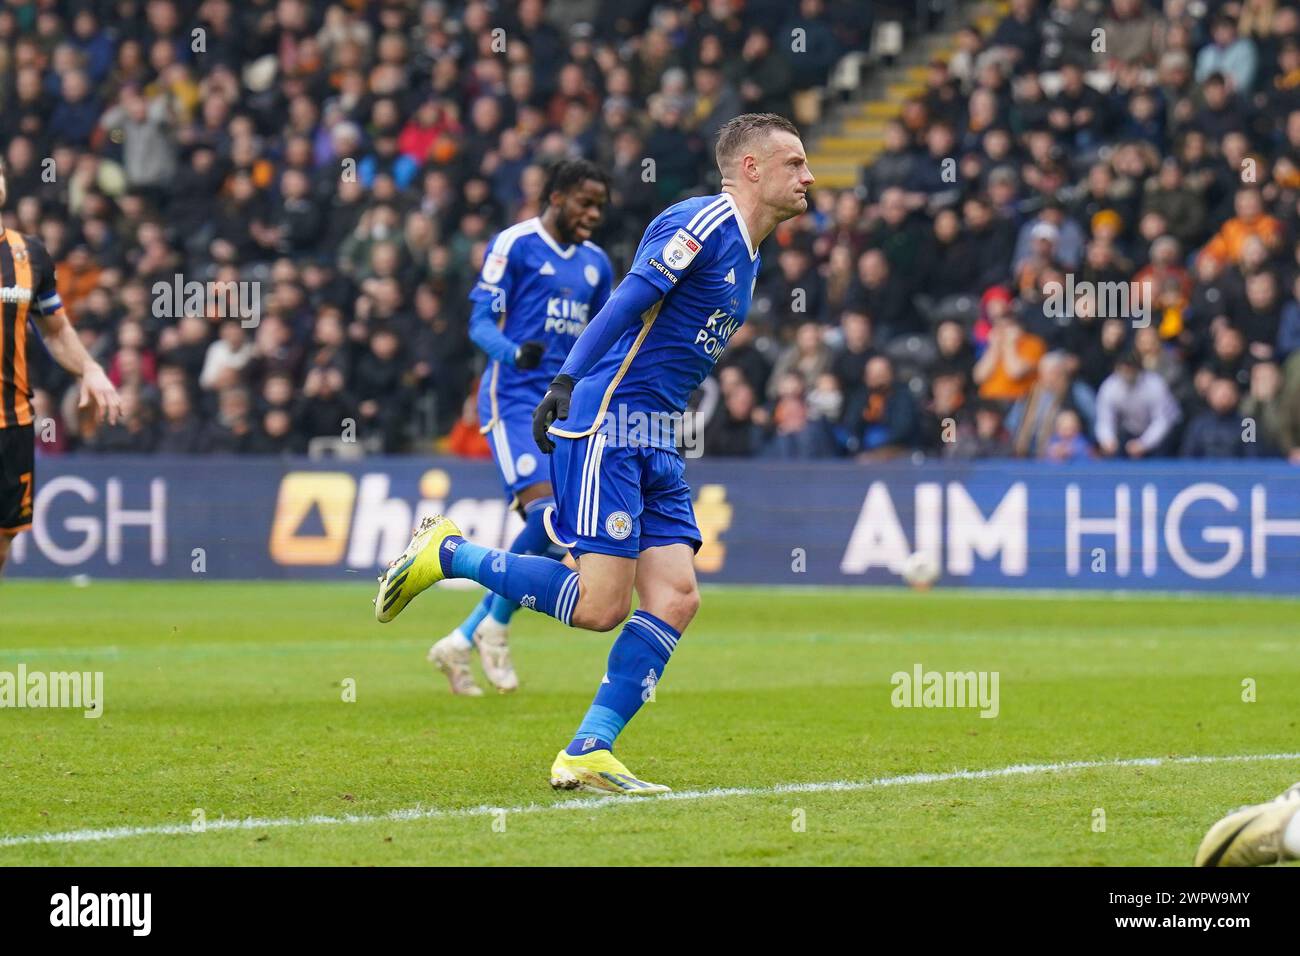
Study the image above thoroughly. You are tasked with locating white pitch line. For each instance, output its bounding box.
[3,751,1298,849]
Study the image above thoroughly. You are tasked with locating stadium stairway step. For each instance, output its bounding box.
[817,135,887,153]
[805,0,1003,193]
[840,116,894,135]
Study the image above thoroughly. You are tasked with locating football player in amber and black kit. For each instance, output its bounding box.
[0,159,121,576]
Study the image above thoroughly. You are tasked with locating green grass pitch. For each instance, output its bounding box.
[2,580,1298,866]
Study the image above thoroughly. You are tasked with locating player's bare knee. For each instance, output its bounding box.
[598,595,633,631]
[680,585,701,622]
[642,580,699,632]
[574,598,630,632]
[664,584,700,629]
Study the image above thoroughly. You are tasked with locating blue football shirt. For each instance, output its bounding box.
[550,192,761,449]
[470,217,612,427]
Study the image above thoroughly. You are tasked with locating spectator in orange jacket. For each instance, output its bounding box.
[55,244,102,315]
[445,394,492,459]
[1197,186,1284,267]
[974,296,1048,403]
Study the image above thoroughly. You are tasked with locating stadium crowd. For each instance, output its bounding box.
[715,0,1300,464]
[3,0,1300,464]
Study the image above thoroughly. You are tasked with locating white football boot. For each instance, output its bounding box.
[1196,782,1300,866]
[427,632,484,697]
[474,617,519,693]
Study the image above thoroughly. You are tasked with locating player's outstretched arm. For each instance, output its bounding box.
[532,272,663,452]
[36,309,122,425]
[467,297,544,369]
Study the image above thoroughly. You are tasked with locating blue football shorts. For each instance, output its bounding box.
[483,406,549,502]
[546,432,702,559]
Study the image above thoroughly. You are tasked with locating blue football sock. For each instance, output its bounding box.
[512,538,570,618]
[486,593,518,626]
[566,610,680,755]
[439,535,580,626]
[454,592,494,643]
[457,497,559,634]
[491,497,559,624]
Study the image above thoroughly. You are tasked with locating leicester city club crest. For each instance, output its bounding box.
[605,511,633,540]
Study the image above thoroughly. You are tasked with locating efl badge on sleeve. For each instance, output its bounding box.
[482,252,507,284]
[662,229,701,271]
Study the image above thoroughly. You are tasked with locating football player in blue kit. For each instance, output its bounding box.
[426,159,612,696]
[378,115,813,793]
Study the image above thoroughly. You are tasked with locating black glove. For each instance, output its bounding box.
[532,374,574,453]
[514,340,545,370]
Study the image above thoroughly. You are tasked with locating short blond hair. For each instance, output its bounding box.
[715,113,800,174]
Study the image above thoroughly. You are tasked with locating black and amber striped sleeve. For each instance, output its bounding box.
[0,230,38,428]
[24,235,63,321]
